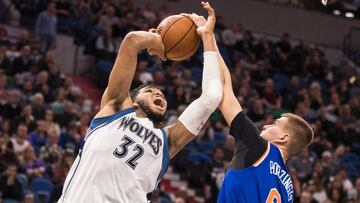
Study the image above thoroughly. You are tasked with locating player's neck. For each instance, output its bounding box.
[280,147,289,162]
[135,108,147,119]
[274,143,288,162]
[135,109,162,128]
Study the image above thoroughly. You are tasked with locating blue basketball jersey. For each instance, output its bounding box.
[217,143,294,203]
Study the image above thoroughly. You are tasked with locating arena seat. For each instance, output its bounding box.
[31,178,54,203]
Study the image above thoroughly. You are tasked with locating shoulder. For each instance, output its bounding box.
[253,142,270,167]
[98,96,133,118]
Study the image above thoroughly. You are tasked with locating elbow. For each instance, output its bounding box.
[124,32,136,41]
[123,32,139,48]
[201,83,223,110]
[209,87,223,105]
[211,90,223,107]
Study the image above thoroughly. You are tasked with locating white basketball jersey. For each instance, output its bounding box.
[58,108,169,203]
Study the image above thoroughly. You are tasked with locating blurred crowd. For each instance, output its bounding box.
[257,0,360,15]
[1,0,360,203]
[0,13,95,202]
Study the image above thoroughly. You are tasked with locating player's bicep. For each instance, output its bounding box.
[100,88,110,109]
[230,113,268,169]
[165,122,194,159]
[232,139,268,169]
[229,112,260,142]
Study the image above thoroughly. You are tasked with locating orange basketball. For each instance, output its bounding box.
[157,15,201,61]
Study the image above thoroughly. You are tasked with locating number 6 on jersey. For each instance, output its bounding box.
[266,188,281,203]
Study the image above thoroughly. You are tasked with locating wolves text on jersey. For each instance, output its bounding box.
[117,116,162,155]
[269,161,294,201]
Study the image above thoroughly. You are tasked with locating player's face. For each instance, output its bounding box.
[260,117,289,143]
[134,87,167,123]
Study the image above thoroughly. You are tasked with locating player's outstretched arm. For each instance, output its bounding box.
[165,2,222,158]
[98,31,165,115]
[215,36,243,126]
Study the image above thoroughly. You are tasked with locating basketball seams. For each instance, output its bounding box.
[158,16,183,48]
[170,29,200,60]
[165,17,196,56]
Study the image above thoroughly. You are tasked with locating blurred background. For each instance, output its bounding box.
[0,0,359,203]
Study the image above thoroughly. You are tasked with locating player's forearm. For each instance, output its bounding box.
[106,37,138,100]
[106,32,150,102]
[212,35,231,87]
[170,38,222,157]
[201,51,222,101]
[213,35,243,125]
[201,33,216,52]
[200,33,222,99]
[177,50,222,137]
[213,35,236,99]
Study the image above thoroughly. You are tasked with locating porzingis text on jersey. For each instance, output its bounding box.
[269,160,294,201]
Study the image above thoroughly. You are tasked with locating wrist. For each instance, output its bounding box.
[199,31,213,38]
[201,34,216,52]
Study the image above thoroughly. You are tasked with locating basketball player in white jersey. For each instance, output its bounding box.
[58,2,222,203]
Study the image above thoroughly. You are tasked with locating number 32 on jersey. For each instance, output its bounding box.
[113,135,144,169]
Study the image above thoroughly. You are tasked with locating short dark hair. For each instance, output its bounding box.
[130,84,159,101]
[282,113,314,158]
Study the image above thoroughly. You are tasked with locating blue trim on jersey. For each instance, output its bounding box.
[89,108,135,130]
[62,108,135,200]
[62,157,81,201]
[157,128,170,183]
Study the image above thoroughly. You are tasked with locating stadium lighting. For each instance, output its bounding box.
[333,10,341,15]
[344,12,355,18]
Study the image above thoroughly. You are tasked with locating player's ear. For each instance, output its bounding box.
[279,133,290,144]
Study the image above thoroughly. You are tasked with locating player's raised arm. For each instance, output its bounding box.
[165,2,222,158]
[99,31,166,111]
[215,37,243,126]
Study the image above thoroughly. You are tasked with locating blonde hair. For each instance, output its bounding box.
[282,113,314,158]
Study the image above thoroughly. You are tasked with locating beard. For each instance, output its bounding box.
[138,101,165,124]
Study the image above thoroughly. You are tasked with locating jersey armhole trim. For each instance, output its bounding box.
[252,142,270,167]
[155,128,170,187]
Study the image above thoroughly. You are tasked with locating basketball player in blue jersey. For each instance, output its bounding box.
[183,12,314,203]
[58,2,222,203]
[215,33,314,202]
[217,50,314,202]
